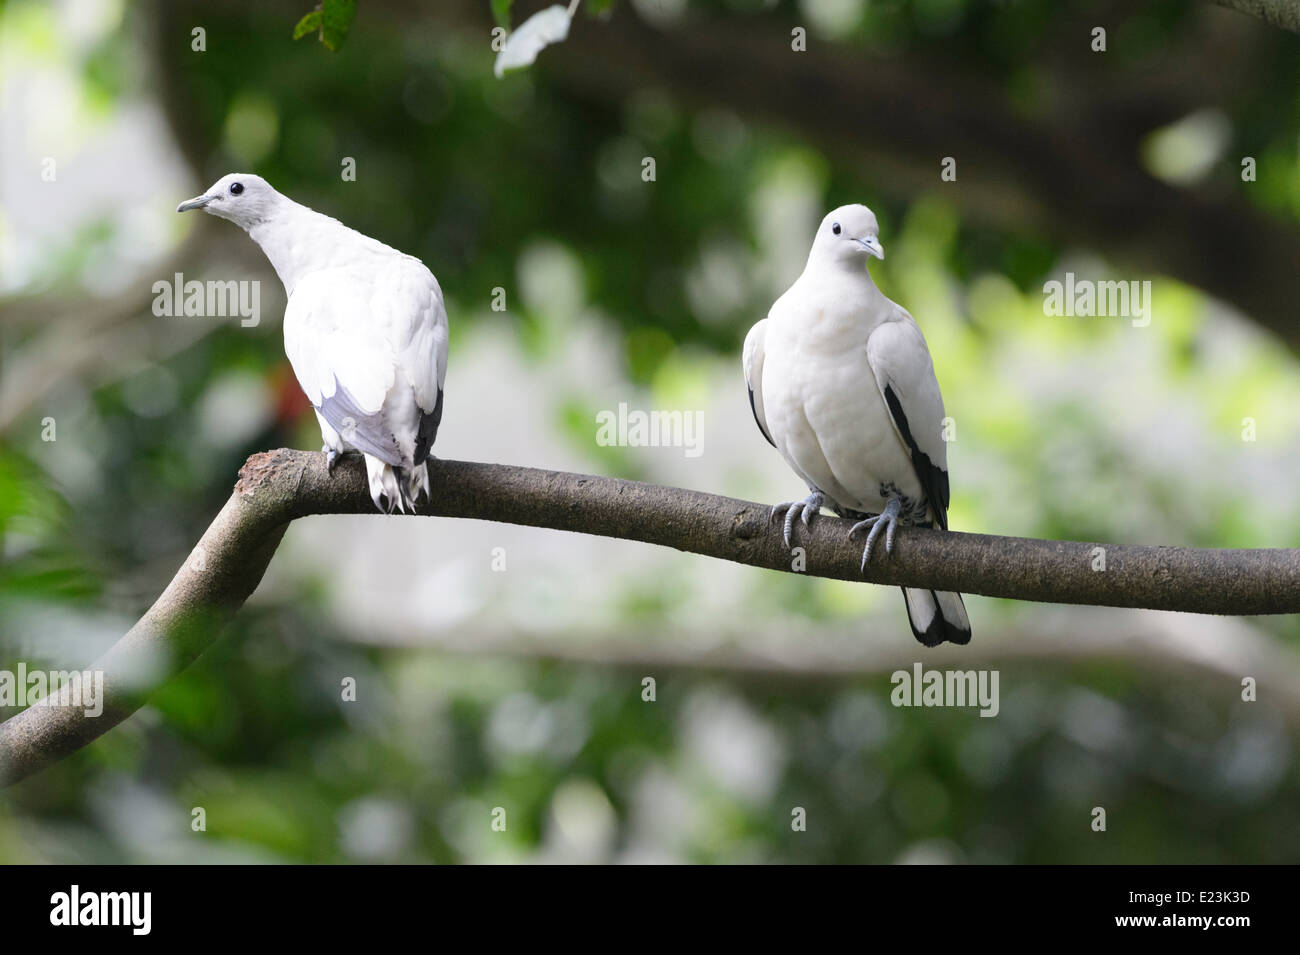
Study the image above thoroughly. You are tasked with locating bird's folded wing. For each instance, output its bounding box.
[389,260,449,412]
[865,317,951,528]
[283,270,404,466]
[395,264,449,463]
[742,319,775,447]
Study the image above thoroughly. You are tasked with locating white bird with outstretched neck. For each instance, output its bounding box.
[743,204,971,646]
[178,174,448,514]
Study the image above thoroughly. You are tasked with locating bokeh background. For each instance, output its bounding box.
[3,0,1300,863]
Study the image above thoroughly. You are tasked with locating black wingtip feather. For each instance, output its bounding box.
[882,384,949,531]
[748,387,775,448]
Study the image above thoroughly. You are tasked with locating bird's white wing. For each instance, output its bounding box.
[865,315,951,528]
[284,261,446,468]
[742,319,774,447]
[387,258,449,464]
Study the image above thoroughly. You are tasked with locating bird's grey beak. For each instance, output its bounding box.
[857,236,884,260]
[176,194,215,213]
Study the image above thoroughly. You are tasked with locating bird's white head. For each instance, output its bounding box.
[176,173,283,230]
[809,204,884,269]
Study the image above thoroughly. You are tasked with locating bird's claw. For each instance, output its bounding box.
[325,446,340,474]
[849,497,904,571]
[769,491,825,549]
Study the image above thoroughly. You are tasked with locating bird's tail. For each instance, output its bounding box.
[398,461,431,512]
[364,456,431,514]
[901,588,971,647]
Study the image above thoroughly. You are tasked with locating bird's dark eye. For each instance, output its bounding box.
[832,222,841,235]
[229,182,244,196]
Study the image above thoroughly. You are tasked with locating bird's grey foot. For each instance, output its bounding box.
[324,446,341,474]
[849,497,904,571]
[769,491,825,549]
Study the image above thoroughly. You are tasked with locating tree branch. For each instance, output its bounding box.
[1212,0,1300,33]
[3,447,1298,787]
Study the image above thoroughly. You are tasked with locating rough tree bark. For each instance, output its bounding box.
[1213,0,1300,33]
[2,447,1299,787]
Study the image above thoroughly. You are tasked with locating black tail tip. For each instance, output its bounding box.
[940,624,973,647]
[902,589,972,647]
[910,621,971,648]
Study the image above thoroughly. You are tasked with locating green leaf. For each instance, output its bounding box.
[292,9,322,41]
[491,0,514,31]
[320,0,357,51]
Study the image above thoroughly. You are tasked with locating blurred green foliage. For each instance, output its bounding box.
[293,0,357,52]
